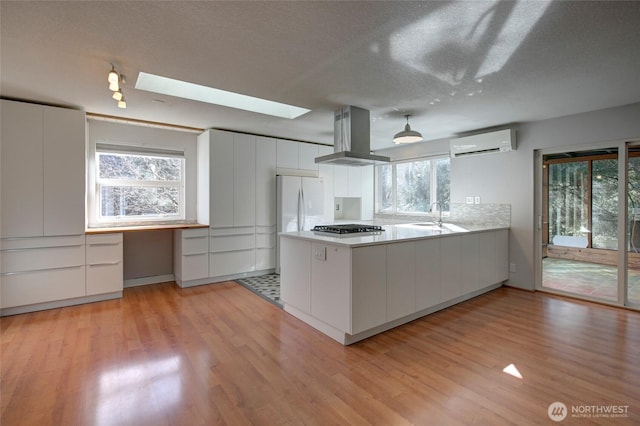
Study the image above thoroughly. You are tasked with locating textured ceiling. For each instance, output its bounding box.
[2,1,640,150]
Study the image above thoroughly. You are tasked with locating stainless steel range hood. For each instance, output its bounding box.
[315,106,390,166]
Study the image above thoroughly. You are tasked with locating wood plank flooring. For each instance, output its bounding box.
[1,282,639,425]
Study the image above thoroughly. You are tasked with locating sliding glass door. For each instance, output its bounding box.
[627,145,640,307]
[538,142,640,309]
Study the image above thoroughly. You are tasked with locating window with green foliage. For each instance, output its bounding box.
[96,147,185,222]
[376,157,450,215]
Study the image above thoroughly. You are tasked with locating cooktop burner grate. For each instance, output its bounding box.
[311,224,384,235]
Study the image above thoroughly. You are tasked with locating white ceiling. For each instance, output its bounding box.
[2,1,640,150]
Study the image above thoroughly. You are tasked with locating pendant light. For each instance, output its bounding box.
[393,114,423,144]
[112,89,123,101]
[107,64,127,108]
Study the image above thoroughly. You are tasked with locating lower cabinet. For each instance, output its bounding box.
[209,226,255,278]
[1,235,86,310]
[174,228,209,286]
[86,233,123,295]
[281,229,509,342]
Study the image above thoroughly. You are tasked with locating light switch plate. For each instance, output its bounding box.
[314,246,327,261]
[474,196,481,204]
[466,196,474,204]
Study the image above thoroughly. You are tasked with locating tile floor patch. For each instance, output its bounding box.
[236,274,281,308]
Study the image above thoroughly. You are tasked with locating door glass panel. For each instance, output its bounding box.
[592,159,618,249]
[542,150,618,302]
[628,147,640,305]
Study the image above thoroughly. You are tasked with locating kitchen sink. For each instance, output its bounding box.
[397,222,469,232]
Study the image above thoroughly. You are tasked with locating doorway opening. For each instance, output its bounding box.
[539,144,640,307]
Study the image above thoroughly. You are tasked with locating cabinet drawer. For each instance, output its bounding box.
[182,235,208,254]
[210,250,255,277]
[1,266,85,308]
[1,234,84,250]
[86,233,122,245]
[181,253,209,281]
[210,226,254,236]
[86,243,122,265]
[255,232,275,249]
[2,244,84,273]
[86,262,123,295]
[210,234,255,252]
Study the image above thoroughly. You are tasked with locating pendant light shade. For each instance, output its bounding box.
[393,115,423,144]
[112,89,123,101]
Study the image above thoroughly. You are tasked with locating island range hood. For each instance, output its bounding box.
[315,106,390,167]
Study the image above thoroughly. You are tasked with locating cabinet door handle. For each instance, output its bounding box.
[88,261,122,267]
[1,265,83,276]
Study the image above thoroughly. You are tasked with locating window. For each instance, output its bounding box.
[96,145,185,223]
[376,157,450,215]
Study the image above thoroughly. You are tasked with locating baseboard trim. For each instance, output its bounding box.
[124,274,175,288]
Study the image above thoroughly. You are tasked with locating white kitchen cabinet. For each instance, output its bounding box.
[415,238,442,311]
[86,233,123,295]
[351,245,387,334]
[255,137,277,270]
[233,133,256,226]
[276,139,299,169]
[276,139,320,172]
[280,237,311,314]
[256,137,277,227]
[280,228,509,344]
[317,146,335,220]
[209,226,255,278]
[311,243,350,331]
[43,106,85,236]
[207,129,257,227]
[440,235,463,302]
[332,165,374,216]
[174,228,209,286]
[209,130,235,227]
[461,233,480,294]
[1,100,43,238]
[298,143,318,171]
[387,242,416,321]
[255,225,276,270]
[1,100,85,238]
[333,166,349,197]
[1,235,86,309]
[347,167,362,197]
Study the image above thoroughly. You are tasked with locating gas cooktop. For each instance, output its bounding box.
[311,224,384,235]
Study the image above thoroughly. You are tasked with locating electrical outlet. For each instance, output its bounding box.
[474,196,481,204]
[335,203,340,211]
[510,263,516,273]
[466,196,474,204]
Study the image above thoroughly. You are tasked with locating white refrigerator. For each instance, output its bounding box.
[276,175,325,273]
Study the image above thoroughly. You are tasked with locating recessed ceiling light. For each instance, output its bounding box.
[135,72,311,119]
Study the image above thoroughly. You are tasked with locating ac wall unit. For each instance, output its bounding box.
[449,128,516,158]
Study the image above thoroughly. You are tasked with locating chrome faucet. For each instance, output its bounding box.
[430,202,443,226]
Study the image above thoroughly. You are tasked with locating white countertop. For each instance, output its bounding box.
[279,223,509,247]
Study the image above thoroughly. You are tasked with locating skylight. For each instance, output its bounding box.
[135,72,311,119]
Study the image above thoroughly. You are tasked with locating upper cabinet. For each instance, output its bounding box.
[276,139,320,172]
[256,137,277,227]
[204,130,256,228]
[0,100,85,238]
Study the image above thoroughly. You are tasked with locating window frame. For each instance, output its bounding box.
[94,145,186,225]
[375,156,450,217]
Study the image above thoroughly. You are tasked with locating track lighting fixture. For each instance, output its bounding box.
[107,65,127,109]
[393,114,423,144]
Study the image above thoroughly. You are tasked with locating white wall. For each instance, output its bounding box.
[376,102,640,290]
[86,120,199,226]
[453,102,640,290]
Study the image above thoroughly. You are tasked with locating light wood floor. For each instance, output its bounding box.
[2,282,639,425]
